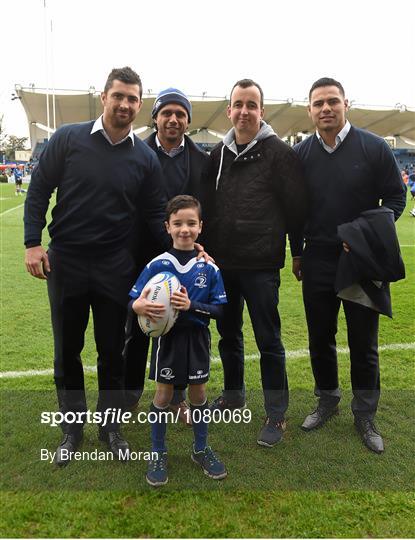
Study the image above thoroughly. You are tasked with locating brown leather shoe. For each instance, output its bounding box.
[169,401,192,426]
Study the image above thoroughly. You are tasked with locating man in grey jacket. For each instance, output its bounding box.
[202,79,308,446]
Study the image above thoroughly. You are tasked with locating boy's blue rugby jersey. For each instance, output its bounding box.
[129,250,227,327]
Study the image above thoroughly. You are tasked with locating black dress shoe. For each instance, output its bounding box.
[54,432,83,467]
[354,417,384,454]
[99,430,130,461]
[301,406,339,431]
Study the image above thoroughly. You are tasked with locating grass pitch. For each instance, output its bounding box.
[0,183,414,538]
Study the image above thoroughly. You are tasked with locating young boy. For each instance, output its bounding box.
[129,195,227,486]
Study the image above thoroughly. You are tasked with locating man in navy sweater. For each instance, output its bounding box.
[123,88,209,423]
[292,77,406,454]
[24,67,168,466]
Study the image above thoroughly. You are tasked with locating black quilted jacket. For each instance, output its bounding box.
[201,132,308,270]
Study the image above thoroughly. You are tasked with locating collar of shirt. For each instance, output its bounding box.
[90,115,135,146]
[155,134,185,157]
[316,120,351,153]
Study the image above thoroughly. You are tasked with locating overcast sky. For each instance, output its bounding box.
[2,0,414,139]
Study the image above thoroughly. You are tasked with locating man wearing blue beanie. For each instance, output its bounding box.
[151,88,192,123]
[124,87,208,424]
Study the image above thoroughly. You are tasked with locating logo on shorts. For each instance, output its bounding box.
[195,274,207,288]
[189,370,208,380]
[160,367,175,380]
[162,261,170,265]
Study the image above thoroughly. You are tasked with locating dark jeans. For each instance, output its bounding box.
[302,247,380,419]
[47,248,135,433]
[217,269,288,421]
[123,310,186,407]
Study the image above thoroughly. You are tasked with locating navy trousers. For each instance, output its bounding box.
[302,246,380,419]
[47,247,135,433]
[123,312,150,407]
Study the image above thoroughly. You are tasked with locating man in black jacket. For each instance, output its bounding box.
[202,79,308,447]
[123,88,209,423]
[24,67,169,467]
[292,77,406,453]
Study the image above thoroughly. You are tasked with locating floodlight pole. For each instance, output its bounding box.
[43,0,56,137]
[50,16,56,131]
[43,0,50,140]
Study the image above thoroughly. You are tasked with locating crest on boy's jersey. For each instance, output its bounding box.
[194,274,207,288]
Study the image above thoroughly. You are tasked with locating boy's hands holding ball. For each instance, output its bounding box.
[132,287,166,322]
[171,286,191,311]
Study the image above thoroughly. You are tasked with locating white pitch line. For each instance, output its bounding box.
[1,342,414,379]
[0,365,97,379]
[0,203,24,217]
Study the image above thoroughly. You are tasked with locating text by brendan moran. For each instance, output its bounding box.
[40,448,158,463]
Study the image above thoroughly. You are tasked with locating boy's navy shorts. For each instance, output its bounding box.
[149,325,210,386]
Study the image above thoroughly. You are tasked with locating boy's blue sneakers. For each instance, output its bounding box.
[191,445,227,480]
[146,452,168,487]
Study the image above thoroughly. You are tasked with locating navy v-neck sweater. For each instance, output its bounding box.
[155,145,190,201]
[293,126,406,248]
[24,121,169,254]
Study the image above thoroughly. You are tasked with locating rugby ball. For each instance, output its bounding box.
[137,272,180,337]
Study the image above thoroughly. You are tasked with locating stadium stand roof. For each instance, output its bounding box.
[16,86,415,152]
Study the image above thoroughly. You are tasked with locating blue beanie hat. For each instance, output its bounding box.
[151,88,192,123]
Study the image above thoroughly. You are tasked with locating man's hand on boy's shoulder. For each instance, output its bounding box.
[132,287,166,322]
[171,286,191,311]
[194,242,215,264]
